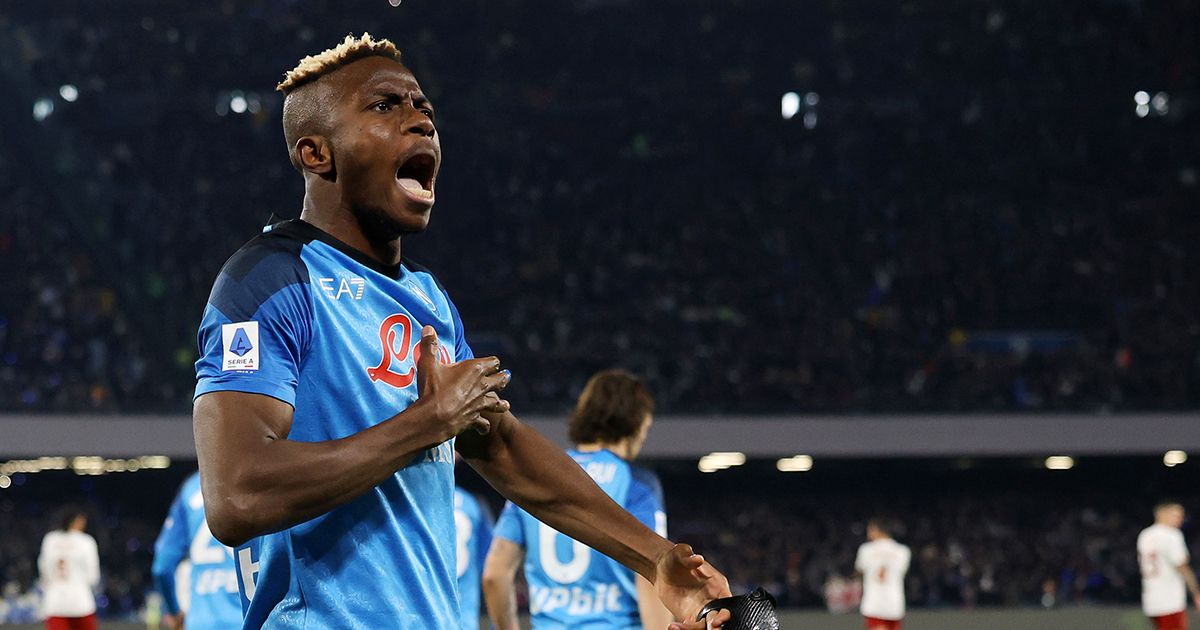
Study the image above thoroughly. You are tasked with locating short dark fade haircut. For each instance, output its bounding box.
[568,370,655,445]
[59,508,87,532]
[1155,500,1183,514]
[868,517,893,535]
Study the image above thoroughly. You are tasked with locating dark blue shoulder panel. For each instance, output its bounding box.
[209,230,310,321]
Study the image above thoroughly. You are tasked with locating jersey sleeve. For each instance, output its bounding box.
[493,501,525,547]
[84,535,100,588]
[37,534,52,583]
[626,468,667,537]
[854,545,866,573]
[446,296,474,361]
[899,545,912,573]
[1168,530,1191,567]
[152,488,190,615]
[194,242,313,406]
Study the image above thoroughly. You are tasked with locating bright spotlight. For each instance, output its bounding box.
[59,84,79,102]
[781,92,800,120]
[698,452,746,472]
[33,98,54,121]
[1134,91,1150,105]
[1164,450,1187,467]
[1152,92,1169,115]
[1044,455,1074,470]
[230,95,248,114]
[777,455,813,472]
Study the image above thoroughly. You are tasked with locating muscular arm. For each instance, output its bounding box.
[193,391,448,546]
[1178,563,1200,607]
[457,411,671,580]
[195,330,508,547]
[481,537,523,630]
[458,411,730,629]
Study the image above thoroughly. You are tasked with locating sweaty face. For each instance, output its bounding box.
[329,57,441,238]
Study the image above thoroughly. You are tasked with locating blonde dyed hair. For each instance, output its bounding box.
[277,33,402,94]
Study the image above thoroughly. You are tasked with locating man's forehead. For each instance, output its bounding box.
[342,57,422,95]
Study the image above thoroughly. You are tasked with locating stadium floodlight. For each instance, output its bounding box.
[0,474,10,489]
[230,91,248,114]
[1164,450,1187,467]
[1134,91,1150,105]
[781,92,800,120]
[33,97,54,121]
[1152,92,1169,115]
[1044,455,1074,470]
[776,455,813,472]
[59,84,79,102]
[698,452,746,472]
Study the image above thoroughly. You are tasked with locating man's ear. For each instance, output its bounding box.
[295,135,334,177]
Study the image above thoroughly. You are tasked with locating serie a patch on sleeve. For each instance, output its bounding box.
[221,321,260,371]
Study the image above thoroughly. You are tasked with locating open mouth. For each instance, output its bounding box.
[396,153,436,202]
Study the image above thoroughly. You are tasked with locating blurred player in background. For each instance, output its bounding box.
[37,510,99,630]
[152,471,242,630]
[191,34,729,630]
[456,480,495,630]
[854,518,911,630]
[1138,501,1200,630]
[483,370,674,629]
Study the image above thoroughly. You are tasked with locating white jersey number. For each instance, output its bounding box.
[237,547,260,602]
[537,522,590,584]
[190,521,231,566]
[455,509,472,578]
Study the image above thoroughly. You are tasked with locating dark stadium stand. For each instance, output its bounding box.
[1,0,1198,414]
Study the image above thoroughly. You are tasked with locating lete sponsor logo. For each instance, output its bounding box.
[366,313,451,388]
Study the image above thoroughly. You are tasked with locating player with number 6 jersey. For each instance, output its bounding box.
[152,472,243,630]
[854,519,911,630]
[483,371,673,629]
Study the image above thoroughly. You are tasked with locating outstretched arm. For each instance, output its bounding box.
[457,408,731,629]
[1178,564,1200,612]
[481,537,524,630]
[194,328,509,546]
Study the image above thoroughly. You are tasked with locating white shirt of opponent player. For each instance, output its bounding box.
[855,537,911,621]
[38,529,100,618]
[1139,523,1191,616]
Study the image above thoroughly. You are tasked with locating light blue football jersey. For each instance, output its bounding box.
[194,219,472,629]
[455,487,494,630]
[493,449,667,630]
[151,471,243,629]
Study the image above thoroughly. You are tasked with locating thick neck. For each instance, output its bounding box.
[300,185,402,268]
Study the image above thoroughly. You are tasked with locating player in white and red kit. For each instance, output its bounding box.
[37,511,100,630]
[1138,501,1200,630]
[854,518,910,630]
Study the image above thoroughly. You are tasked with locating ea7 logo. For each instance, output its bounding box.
[318,277,366,300]
[367,313,452,388]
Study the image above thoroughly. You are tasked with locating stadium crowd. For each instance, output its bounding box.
[2,0,1199,414]
[0,467,1191,620]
